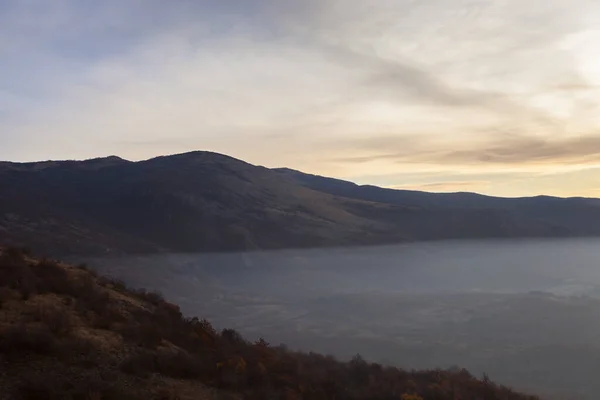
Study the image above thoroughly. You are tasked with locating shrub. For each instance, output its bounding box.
[17,370,147,400]
[81,285,111,315]
[0,324,57,357]
[70,274,116,321]
[0,252,38,299]
[32,303,73,337]
[0,287,18,308]
[89,303,125,330]
[118,319,164,349]
[222,329,246,346]
[155,388,184,400]
[102,277,129,292]
[1,246,28,261]
[31,258,71,295]
[56,335,99,365]
[133,288,165,306]
[120,350,154,378]
[75,263,98,277]
[121,349,210,380]
[153,349,207,379]
[0,319,92,362]
[401,394,424,400]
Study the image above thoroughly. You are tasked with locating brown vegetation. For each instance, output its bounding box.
[0,247,541,399]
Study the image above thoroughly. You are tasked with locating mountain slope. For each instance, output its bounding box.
[1,151,600,255]
[275,167,600,209]
[0,247,541,399]
[0,152,395,255]
[275,167,600,235]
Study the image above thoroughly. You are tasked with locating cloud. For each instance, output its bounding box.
[318,44,531,113]
[440,135,600,166]
[2,0,600,197]
[269,1,573,130]
[328,134,600,168]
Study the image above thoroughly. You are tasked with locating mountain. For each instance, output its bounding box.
[2,151,600,256]
[275,167,600,210]
[0,152,406,255]
[274,168,600,235]
[0,246,541,399]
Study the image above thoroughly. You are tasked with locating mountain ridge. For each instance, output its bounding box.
[274,167,600,204]
[1,151,600,256]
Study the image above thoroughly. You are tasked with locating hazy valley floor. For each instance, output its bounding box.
[82,238,600,400]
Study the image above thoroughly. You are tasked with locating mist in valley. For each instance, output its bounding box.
[82,238,600,400]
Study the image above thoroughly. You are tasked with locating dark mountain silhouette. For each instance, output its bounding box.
[274,167,600,234]
[1,151,600,255]
[275,167,600,209]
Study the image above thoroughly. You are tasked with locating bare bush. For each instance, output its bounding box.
[121,349,209,380]
[133,288,165,306]
[0,324,57,357]
[118,319,164,349]
[32,303,74,337]
[17,369,147,400]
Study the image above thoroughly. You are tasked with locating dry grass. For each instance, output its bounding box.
[0,247,228,399]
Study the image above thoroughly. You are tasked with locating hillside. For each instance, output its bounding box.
[0,152,399,255]
[274,168,600,229]
[2,151,600,255]
[0,246,540,399]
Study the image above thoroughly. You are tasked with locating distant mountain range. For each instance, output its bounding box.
[1,151,600,255]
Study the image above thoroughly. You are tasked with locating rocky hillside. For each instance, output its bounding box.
[2,151,600,255]
[0,247,540,400]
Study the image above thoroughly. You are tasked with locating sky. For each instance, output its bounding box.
[2,0,600,197]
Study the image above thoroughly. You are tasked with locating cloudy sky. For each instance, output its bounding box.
[2,0,600,197]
